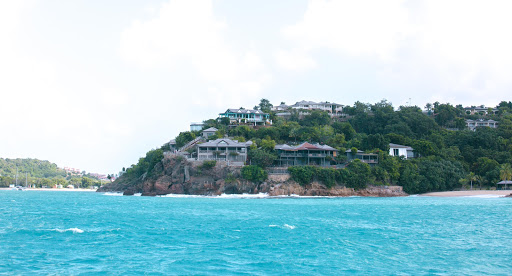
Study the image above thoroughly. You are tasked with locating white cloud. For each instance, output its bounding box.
[275,49,317,71]
[279,0,512,105]
[281,0,410,61]
[119,0,271,109]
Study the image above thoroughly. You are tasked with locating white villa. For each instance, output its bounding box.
[218,108,272,126]
[465,119,498,131]
[272,100,344,116]
[389,143,415,159]
[464,105,499,115]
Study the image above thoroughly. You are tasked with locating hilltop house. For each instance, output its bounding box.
[197,138,253,163]
[464,105,499,115]
[218,108,271,126]
[389,143,415,159]
[190,122,204,132]
[345,150,378,166]
[465,119,498,131]
[274,142,337,167]
[202,127,218,139]
[272,100,344,116]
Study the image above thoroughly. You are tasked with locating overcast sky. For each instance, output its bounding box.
[1,0,512,174]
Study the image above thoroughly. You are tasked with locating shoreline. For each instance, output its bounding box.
[420,190,512,197]
[0,188,97,192]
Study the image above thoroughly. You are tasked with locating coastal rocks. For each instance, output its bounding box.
[357,185,407,197]
[100,155,408,197]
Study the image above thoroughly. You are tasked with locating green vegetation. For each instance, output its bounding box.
[117,99,512,194]
[241,165,267,183]
[0,158,102,188]
[200,160,217,170]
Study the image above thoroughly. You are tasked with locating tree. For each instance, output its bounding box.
[288,166,317,186]
[259,99,273,113]
[500,163,512,181]
[434,103,458,127]
[175,131,196,148]
[241,165,267,183]
[300,110,331,127]
[345,159,371,189]
[425,103,433,116]
[465,172,477,190]
[259,137,276,152]
[248,149,277,168]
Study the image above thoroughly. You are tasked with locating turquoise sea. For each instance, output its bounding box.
[0,191,511,275]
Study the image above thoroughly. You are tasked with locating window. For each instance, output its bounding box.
[393,149,399,156]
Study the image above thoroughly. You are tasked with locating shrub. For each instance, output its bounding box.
[201,160,217,170]
[345,159,371,189]
[288,166,317,186]
[241,165,267,183]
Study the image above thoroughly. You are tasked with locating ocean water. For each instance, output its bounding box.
[1,191,511,275]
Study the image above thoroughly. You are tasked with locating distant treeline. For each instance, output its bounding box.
[0,158,102,188]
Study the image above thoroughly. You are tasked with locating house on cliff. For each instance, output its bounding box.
[274,142,337,167]
[202,127,218,139]
[389,143,416,159]
[197,138,252,164]
[218,108,272,126]
[345,150,378,166]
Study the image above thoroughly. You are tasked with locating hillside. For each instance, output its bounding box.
[0,158,102,188]
[101,99,512,195]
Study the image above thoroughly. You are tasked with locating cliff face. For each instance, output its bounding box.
[99,156,408,197]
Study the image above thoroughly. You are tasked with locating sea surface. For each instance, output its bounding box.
[0,191,511,275]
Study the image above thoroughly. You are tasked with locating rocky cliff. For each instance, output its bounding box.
[98,155,408,197]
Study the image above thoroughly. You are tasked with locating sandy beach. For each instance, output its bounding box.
[421,190,512,197]
[0,188,97,192]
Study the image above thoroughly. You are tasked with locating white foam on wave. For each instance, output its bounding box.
[217,193,269,199]
[284,224,296,230]
[133,193,142,196]
[159,193,270,198]
[159,194,205,198]
[269,224,297,230]
[463,194,505,198]
[102,192,123,196]
[53,228,84,234]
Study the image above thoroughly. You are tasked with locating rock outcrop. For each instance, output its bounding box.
[99,155,408,197]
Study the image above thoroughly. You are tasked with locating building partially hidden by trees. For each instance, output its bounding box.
[197,138,253,164]
[465,119,498,131]
[274,142,337,167]
[345,149,378,166]
[389,143,416,159]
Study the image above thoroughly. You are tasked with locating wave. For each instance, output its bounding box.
[217,193,269,199]
[284,224,296,230]
[269,224,297,230]
[52,228,84,234]
[463,194,505,198]
[102,192,123,196]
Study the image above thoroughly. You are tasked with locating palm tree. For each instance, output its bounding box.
[475,175,484,190]
[425,103,433,116]
[500,163,512,181]
[467,172,477,190]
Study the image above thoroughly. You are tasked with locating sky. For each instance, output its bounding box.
[1,0,512,174]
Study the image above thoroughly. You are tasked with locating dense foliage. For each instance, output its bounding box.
[241,165,267,183]
[0,158,101,188]
[118,99,512,194]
